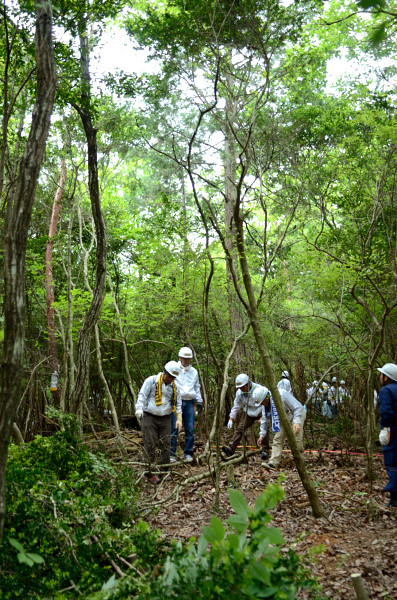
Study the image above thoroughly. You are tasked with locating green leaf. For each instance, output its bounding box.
[197,534,208,555]
[263,527,284,546]
[8,538,24,552]
[202,516,225,543]
[228,488,249,518]
[17,552,34,567]
[102,574,117,591]
[227,514,249,532]
[25,552,45,565]
[247,561,271,585]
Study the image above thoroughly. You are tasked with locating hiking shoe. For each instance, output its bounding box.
[221,445,233,458]
[262,462,277,470]
[170,456,178,463]
[261,451,269,461]
[184,455,193,463]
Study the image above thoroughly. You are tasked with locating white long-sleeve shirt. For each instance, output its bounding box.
[259,389,303,437]
[278,378,292,393]
[136,373,182,416]
[176,363,202,404]
[230,381,263,419]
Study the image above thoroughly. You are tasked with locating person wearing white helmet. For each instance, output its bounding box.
[307,380,321,414]
[329,377,339,417]
[136,361,182,483]
[377,363,397,508]
[321,383,333,419]
[277,370,292,394]
[221,374,270,459]
[170,346,203,463]
[259,387,305,470]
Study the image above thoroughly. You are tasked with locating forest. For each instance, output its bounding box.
[0,0,396,598]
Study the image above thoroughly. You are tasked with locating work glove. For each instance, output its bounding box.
[196,403,203,414]
[293,423,301,435]
[135,408,143,419]
[227,419,234,429]
[379,427,390,446]
[176,412,183,432]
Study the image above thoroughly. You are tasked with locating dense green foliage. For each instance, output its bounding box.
[0,410,166,599]
[0,414,323,598]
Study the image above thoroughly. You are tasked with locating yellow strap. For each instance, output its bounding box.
[155,374,177,411]
[155,374,163,406]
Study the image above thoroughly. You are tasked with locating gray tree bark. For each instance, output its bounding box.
[69,31,107,414]
[0,0,56,543]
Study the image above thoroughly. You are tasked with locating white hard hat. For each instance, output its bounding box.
[178,346,193,358]
[332,377,337,383]
[377,363,397,382]
[235,373,249,388]
[282,370,289,378]
[340,380,345,384]
[252,385,269,403]
[322,383,328,389]
[164,361,181,377]
[313,380,318,385]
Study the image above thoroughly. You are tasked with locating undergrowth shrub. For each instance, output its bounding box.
[88,485,324,600]
[0,409,167,599]
[0,408,324,599]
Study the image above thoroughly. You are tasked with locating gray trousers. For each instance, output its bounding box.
[141,412,171,470]
[229,412,270,453]
[269,409,306,466]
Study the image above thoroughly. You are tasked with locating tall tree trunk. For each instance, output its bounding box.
[59,193,77,410]
[224,71,246,372]
[0,0,56,544]
[233,207,326,518]
[69,31,107,414]
[107,275,136,409]
[45,158,66,404]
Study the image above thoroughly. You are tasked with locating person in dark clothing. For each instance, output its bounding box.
[377,363,397,508]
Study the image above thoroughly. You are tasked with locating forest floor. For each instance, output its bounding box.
[123,427,397,600]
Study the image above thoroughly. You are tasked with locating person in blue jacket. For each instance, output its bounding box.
[377,363,397,508]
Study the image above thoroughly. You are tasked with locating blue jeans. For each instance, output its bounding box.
[171,400,195,457]
[384,465,397,492]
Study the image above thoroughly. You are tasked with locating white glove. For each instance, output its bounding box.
[135,408,143,419]
[293,423,301,435]
[379,427,390,446]
[227,419,233,429]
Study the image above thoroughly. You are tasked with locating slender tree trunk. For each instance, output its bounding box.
[224,73,246,371]
[107,275,136,409]
[0,0,56,544]
[45,158,66,404]
[233,208,326,518]
[69,31,107,414]
[59,194,77,410]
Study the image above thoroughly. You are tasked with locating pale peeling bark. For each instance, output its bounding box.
[45,157,66,396]
[0,0,56,543]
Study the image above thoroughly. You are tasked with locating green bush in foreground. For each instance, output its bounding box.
[0,410,324,599]
[90,485,324,600]
[0,410,167,599]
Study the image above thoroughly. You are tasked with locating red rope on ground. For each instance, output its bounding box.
[215,446,384,457]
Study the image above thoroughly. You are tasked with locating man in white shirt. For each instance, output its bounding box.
[258,387,305,469]
[171,347,203,463]
[136,361,182,483]
[277,370,292,393]
[222,374,270,460]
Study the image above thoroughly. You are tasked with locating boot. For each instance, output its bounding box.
[389,491,397,508]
